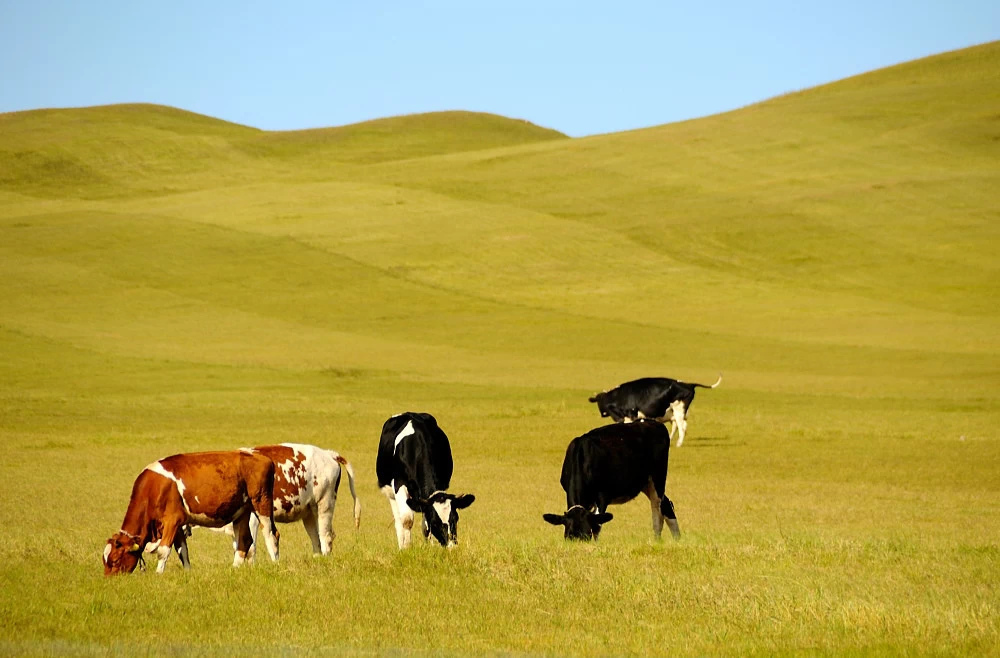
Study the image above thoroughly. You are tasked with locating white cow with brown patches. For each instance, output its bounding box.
[218,443,361,560]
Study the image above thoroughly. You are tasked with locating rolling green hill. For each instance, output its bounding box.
[0,42,997,656]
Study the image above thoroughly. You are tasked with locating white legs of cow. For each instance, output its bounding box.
[668,400,688,447]
[382,484,416,549]
[217,512,280,567]
[140,531,191,574]
[244,501,341,560]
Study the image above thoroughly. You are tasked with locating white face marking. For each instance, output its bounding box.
[103,544,112,564]
[432,498,452,526]
[394,421,415,453]
[432,497,453,545]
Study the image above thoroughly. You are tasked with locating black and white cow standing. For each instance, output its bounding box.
[376,412,475,549]
[588,374,721,446]
[543,420,680,541]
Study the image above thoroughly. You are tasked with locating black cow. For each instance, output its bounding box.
[376,412,475,549]
[543,420,680,541]
[588,374,721,446]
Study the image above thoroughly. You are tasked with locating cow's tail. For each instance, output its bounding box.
[692,373,723,390]
[334,453,362,529]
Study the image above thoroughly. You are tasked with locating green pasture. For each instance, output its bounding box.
[1,42,998,655]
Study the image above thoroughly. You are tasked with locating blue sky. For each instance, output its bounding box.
[1,1,996,137]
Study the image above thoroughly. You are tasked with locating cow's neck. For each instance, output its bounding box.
[119,497,154,546]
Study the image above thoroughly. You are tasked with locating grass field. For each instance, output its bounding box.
[1,42,998,656]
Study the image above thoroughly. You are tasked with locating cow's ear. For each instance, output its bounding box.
[543,513,566,526]
[453,494,475,510]
[406,497,428,512]
[591,513,614,525]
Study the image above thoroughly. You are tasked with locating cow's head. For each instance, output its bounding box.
[590,393,633,423]
[103,531,143,575]
[407,492,475,548]
[543,506,614,540]
[588,392,611,417]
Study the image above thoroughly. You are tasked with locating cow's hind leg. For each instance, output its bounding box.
[232,514,253,567]
[671,401,688,446]
[254,510,280,562]
[247,465,280,562]
[300,505,324,556]
[643,481,665,539]
[661,497,681,539]
[316,494,337,555]
[150,520,182,573]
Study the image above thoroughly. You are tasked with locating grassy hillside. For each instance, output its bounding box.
[1,42,998,656]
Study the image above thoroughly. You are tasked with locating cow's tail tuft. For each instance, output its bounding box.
[335,454,362,529]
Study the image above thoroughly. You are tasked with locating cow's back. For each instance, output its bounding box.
[152,450,275,526]
[562,422,670,506]
[248,444,332,522]
[377,412,453,494]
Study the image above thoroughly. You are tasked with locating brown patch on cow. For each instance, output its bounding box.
[158,452,274,522]
[250,445,308,513]
[335,455,348,466]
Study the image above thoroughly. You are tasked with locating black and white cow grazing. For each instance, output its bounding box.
[543,420,680,541]
[588,374,721,447]
[376,412,475,550]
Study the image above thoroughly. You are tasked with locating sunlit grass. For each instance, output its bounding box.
[1,42,998,655]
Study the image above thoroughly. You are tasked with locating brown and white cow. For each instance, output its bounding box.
[217,444,361,560]
[103,450,280,575]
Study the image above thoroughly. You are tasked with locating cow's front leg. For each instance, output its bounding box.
[382,485,406,549]
[150,521,181,573]
[395,485,415,549]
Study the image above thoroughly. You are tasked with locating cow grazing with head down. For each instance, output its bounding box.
[544,420,680,541]
[103,450,280,575]
[377,412,475,549]
[217,444,361,561]
[589,374,721,446]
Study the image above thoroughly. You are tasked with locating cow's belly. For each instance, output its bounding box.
[185,501,254,527]
[601,480,647,507]
[607,491,642,506]
[273,490,312,523]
